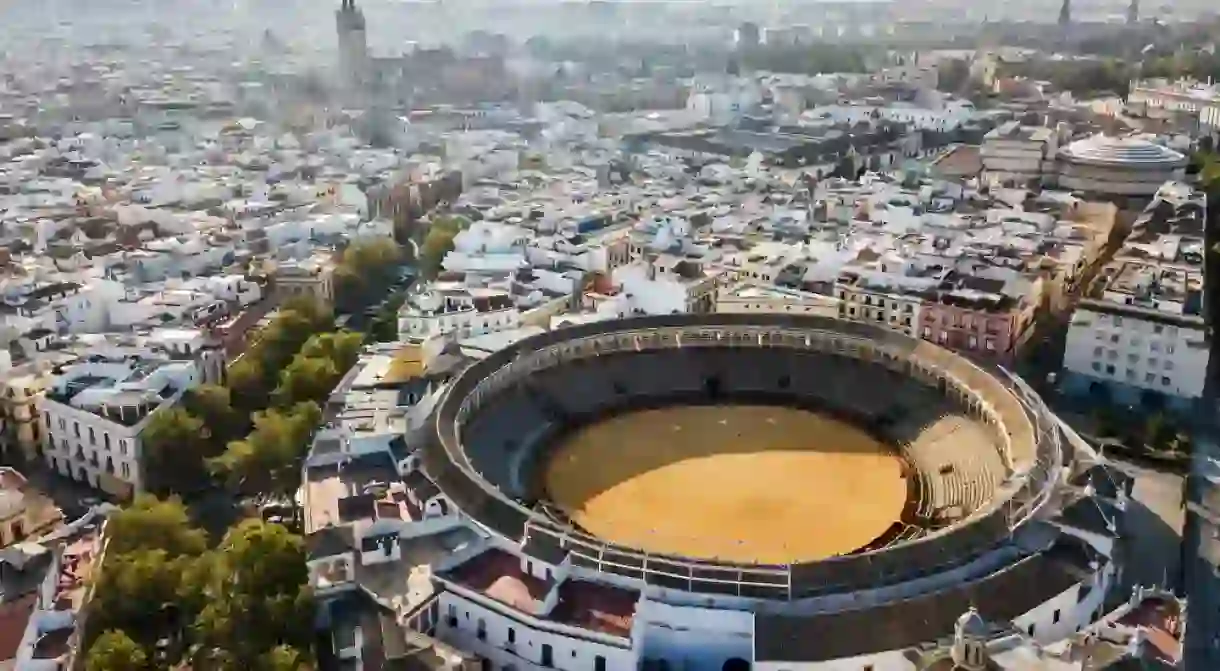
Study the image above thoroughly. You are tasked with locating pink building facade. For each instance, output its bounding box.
[918,296,1024,363]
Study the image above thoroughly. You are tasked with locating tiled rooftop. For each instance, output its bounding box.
[550,581,638,638]
[443,549,551,614]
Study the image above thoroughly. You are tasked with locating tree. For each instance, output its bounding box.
[1144,412,1171,449]
[184,384,247,448]
[85,630,149,671]
[273,355,340,407]
[211,403,321,495]
[89,549,188,639]
[299,330,364,373]
[419,216,466,279]
[105,495,207,557]
[227,356,268,413]
[329,239,405,312]
[142,408,210,495]
[936,58,971,93]
[192,521,315,669]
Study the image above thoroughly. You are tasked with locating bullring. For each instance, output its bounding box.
[415,314,1124,669]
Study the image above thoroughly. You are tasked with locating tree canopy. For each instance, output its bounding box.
[105,495,208,557]
[211,402,322,496]
[229,298,336,410]
[192,520,314,669]
[419,216,467,279]
[85,630,149,671]
[332,238,404,313]
[85,498,314,671]
[142,408,210,496]
[738,43,868,75]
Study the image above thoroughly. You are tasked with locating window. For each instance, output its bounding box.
[1161,377,1171,386]
[595,657,606,671]
[922,327,932,338]
[88,427,95,445]
[1092,362,1102,372]
[1114,316,1123,326]
[1093,346,1103,356]
[1110,335,1119,343]
[476,618,486,641]
[1146,373,1156,383]
[541,644,553,668]
[1154,324,1164,334]
[507,628,515,644]
[1105,365,1116,375]
[121,462,131,478]
[104,434,111,451]
[1165,361,1174,370]
[1150,341,1160,352]
[74,422,80,438]
[1053,609,1060,624]
[1166,344,1175,354]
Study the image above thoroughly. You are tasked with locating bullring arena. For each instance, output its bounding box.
[421,314,1123,669]
[426,313,1063,597]
[544,405,909,563]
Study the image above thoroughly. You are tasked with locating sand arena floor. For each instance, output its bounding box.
[543,405,908,564]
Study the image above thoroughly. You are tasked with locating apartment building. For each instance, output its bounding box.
[613,257,722,316]
[274,255,337,306]
[835,271,932,339]
[38,330,223,496]
[1128,78,1220,131]
[1060,262,1207,412]
[1060,185,1208,412]
[980,122,1063,186]
[0,468,62,548]
[0,356,50,465]
[397,287,522,341]
[717,281,840,317]
[919,274,1040,363]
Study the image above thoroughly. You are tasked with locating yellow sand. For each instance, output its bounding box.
[544,405,907,564]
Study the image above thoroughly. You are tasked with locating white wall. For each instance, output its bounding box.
[1062,307,1208,400]
[436,590,634,671]
[398,307,523,340]
[755,651,913,671]
[1011,562,1113,645]
[40,399,141,489]
[634,600,753,669]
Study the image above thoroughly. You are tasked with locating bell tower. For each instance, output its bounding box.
[335,0,369,89]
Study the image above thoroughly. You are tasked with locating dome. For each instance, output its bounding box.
[955,608,989,638]
[1058,134,1187,169]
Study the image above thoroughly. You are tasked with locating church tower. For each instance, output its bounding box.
[335,0,369,89]
[1127,0,1139,25]
[1058,0,1071,28]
